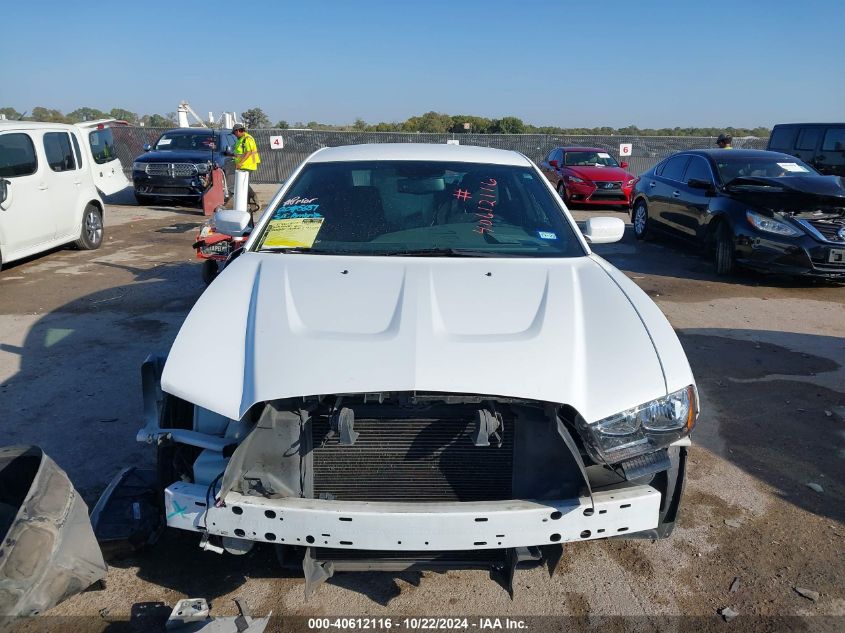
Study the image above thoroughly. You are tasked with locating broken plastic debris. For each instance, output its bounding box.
[794,587,819,602]
[806,482,824,493]
[719,607,739,622]
[724,519,742,528]
[729,577,740,593]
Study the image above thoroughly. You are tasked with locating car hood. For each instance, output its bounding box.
[724,175,845,211]
[567,166,632,182]
[161,253,688,423]
[134,150,217,164]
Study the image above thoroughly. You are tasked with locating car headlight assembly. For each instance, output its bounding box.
[746,210,802,237]
[577,385,698,464]
[567,175,586,184]
[196,162,211,174]
[132,161,147,173]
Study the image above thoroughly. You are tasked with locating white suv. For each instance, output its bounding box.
[0,120,120,269]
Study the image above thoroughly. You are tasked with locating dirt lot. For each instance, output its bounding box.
[1,187,843,632]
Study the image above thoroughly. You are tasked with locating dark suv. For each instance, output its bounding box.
[132,129,237,206]
[767,123,845,176]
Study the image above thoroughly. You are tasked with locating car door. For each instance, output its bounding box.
[86,126,129,195]
[43,131,85,240]
[676,155,716,240]
[0,130,53,261]
[817,127,845,176]
[651,154,690,236]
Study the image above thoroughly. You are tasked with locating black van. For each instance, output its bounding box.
[767,123,845,177]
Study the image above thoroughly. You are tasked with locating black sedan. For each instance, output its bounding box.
[132,129,237,206]
[631,149,845,279]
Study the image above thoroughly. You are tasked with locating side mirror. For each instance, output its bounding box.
[143,143,152,152]
[688,178,715,194]
[549,159,559,168]
[0,178,9,205]
[213,208,252,237]
[620,161,629,169]
[583,216,625,244]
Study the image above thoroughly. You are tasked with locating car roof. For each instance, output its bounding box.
[771,122,844,127]
[307,143,532,166]
[678,149,794,160]
[160,128,229,135]
[558,147,608,153]
[0,120,79,131]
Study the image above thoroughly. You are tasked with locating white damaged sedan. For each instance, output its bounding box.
[137,144,697,593]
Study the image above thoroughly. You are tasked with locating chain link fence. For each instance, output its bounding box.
[112,127,768,185]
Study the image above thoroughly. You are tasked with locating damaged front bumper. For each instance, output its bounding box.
[165,483,661,551]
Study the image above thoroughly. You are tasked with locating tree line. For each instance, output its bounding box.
[3,105,770,138]
[0,106,176,127]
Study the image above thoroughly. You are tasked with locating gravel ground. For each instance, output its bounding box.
[1,190,842,632]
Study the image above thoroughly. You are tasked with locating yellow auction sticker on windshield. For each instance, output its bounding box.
[261,217,324,248]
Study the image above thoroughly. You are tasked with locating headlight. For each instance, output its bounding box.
[626,178,636,188]
[576,385,698,464]
[196,162,211,174]
[567,175,586,183]
[745,210,802,237]
[132,162,147,173]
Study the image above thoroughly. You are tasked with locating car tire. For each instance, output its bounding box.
[201,258,219,285]
[74,204,103,250]
[556,181,570,206]
[632,200,650,240]
[714,223,735,275]
[135,193,154,206]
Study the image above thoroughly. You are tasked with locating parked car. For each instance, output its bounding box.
[0,121,106,269]
[539,146,636,208]
[126,144,698,592]
[132,128,237,206]
[631,149,845,278]
[767,123,845,177]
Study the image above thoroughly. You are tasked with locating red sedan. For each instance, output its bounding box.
[540,147,636,208]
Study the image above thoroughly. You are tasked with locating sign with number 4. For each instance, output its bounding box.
[270,136,284,150]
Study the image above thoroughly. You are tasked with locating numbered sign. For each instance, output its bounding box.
[270,136,284,150]
[619,143,632,157]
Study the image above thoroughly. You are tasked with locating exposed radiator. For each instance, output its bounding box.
[311,412,514,502]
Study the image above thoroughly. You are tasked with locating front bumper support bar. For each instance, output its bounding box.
[165,482,660,551]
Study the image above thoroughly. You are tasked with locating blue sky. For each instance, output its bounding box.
[2,0,843,127]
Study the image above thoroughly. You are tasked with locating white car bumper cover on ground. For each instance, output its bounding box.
[165,482,661,551]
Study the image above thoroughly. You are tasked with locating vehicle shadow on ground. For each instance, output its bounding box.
[678,328,845,523]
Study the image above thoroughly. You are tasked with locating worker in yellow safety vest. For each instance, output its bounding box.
[231,123,261,211]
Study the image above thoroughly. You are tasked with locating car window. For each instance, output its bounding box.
[715,155,816,182]
[768,127,796,151]
[684,156,713,184]
[43,132,76,172]
[253,160,586,258]
[796,128,821,151]
[0,133,38,177]
[88,128,116,164]
[661,155,690,181]
[155,132,215,151]
[564,150,619,167]
[821,128,845,152]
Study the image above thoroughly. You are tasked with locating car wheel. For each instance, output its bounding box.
[135,193,154,206]
[74,204,103,250]
[201,258,219,285]
[632,200,650,240]
[714,223,735,275]
[556,182,570,205]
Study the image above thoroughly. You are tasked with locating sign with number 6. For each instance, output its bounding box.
[619,143,632,157]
